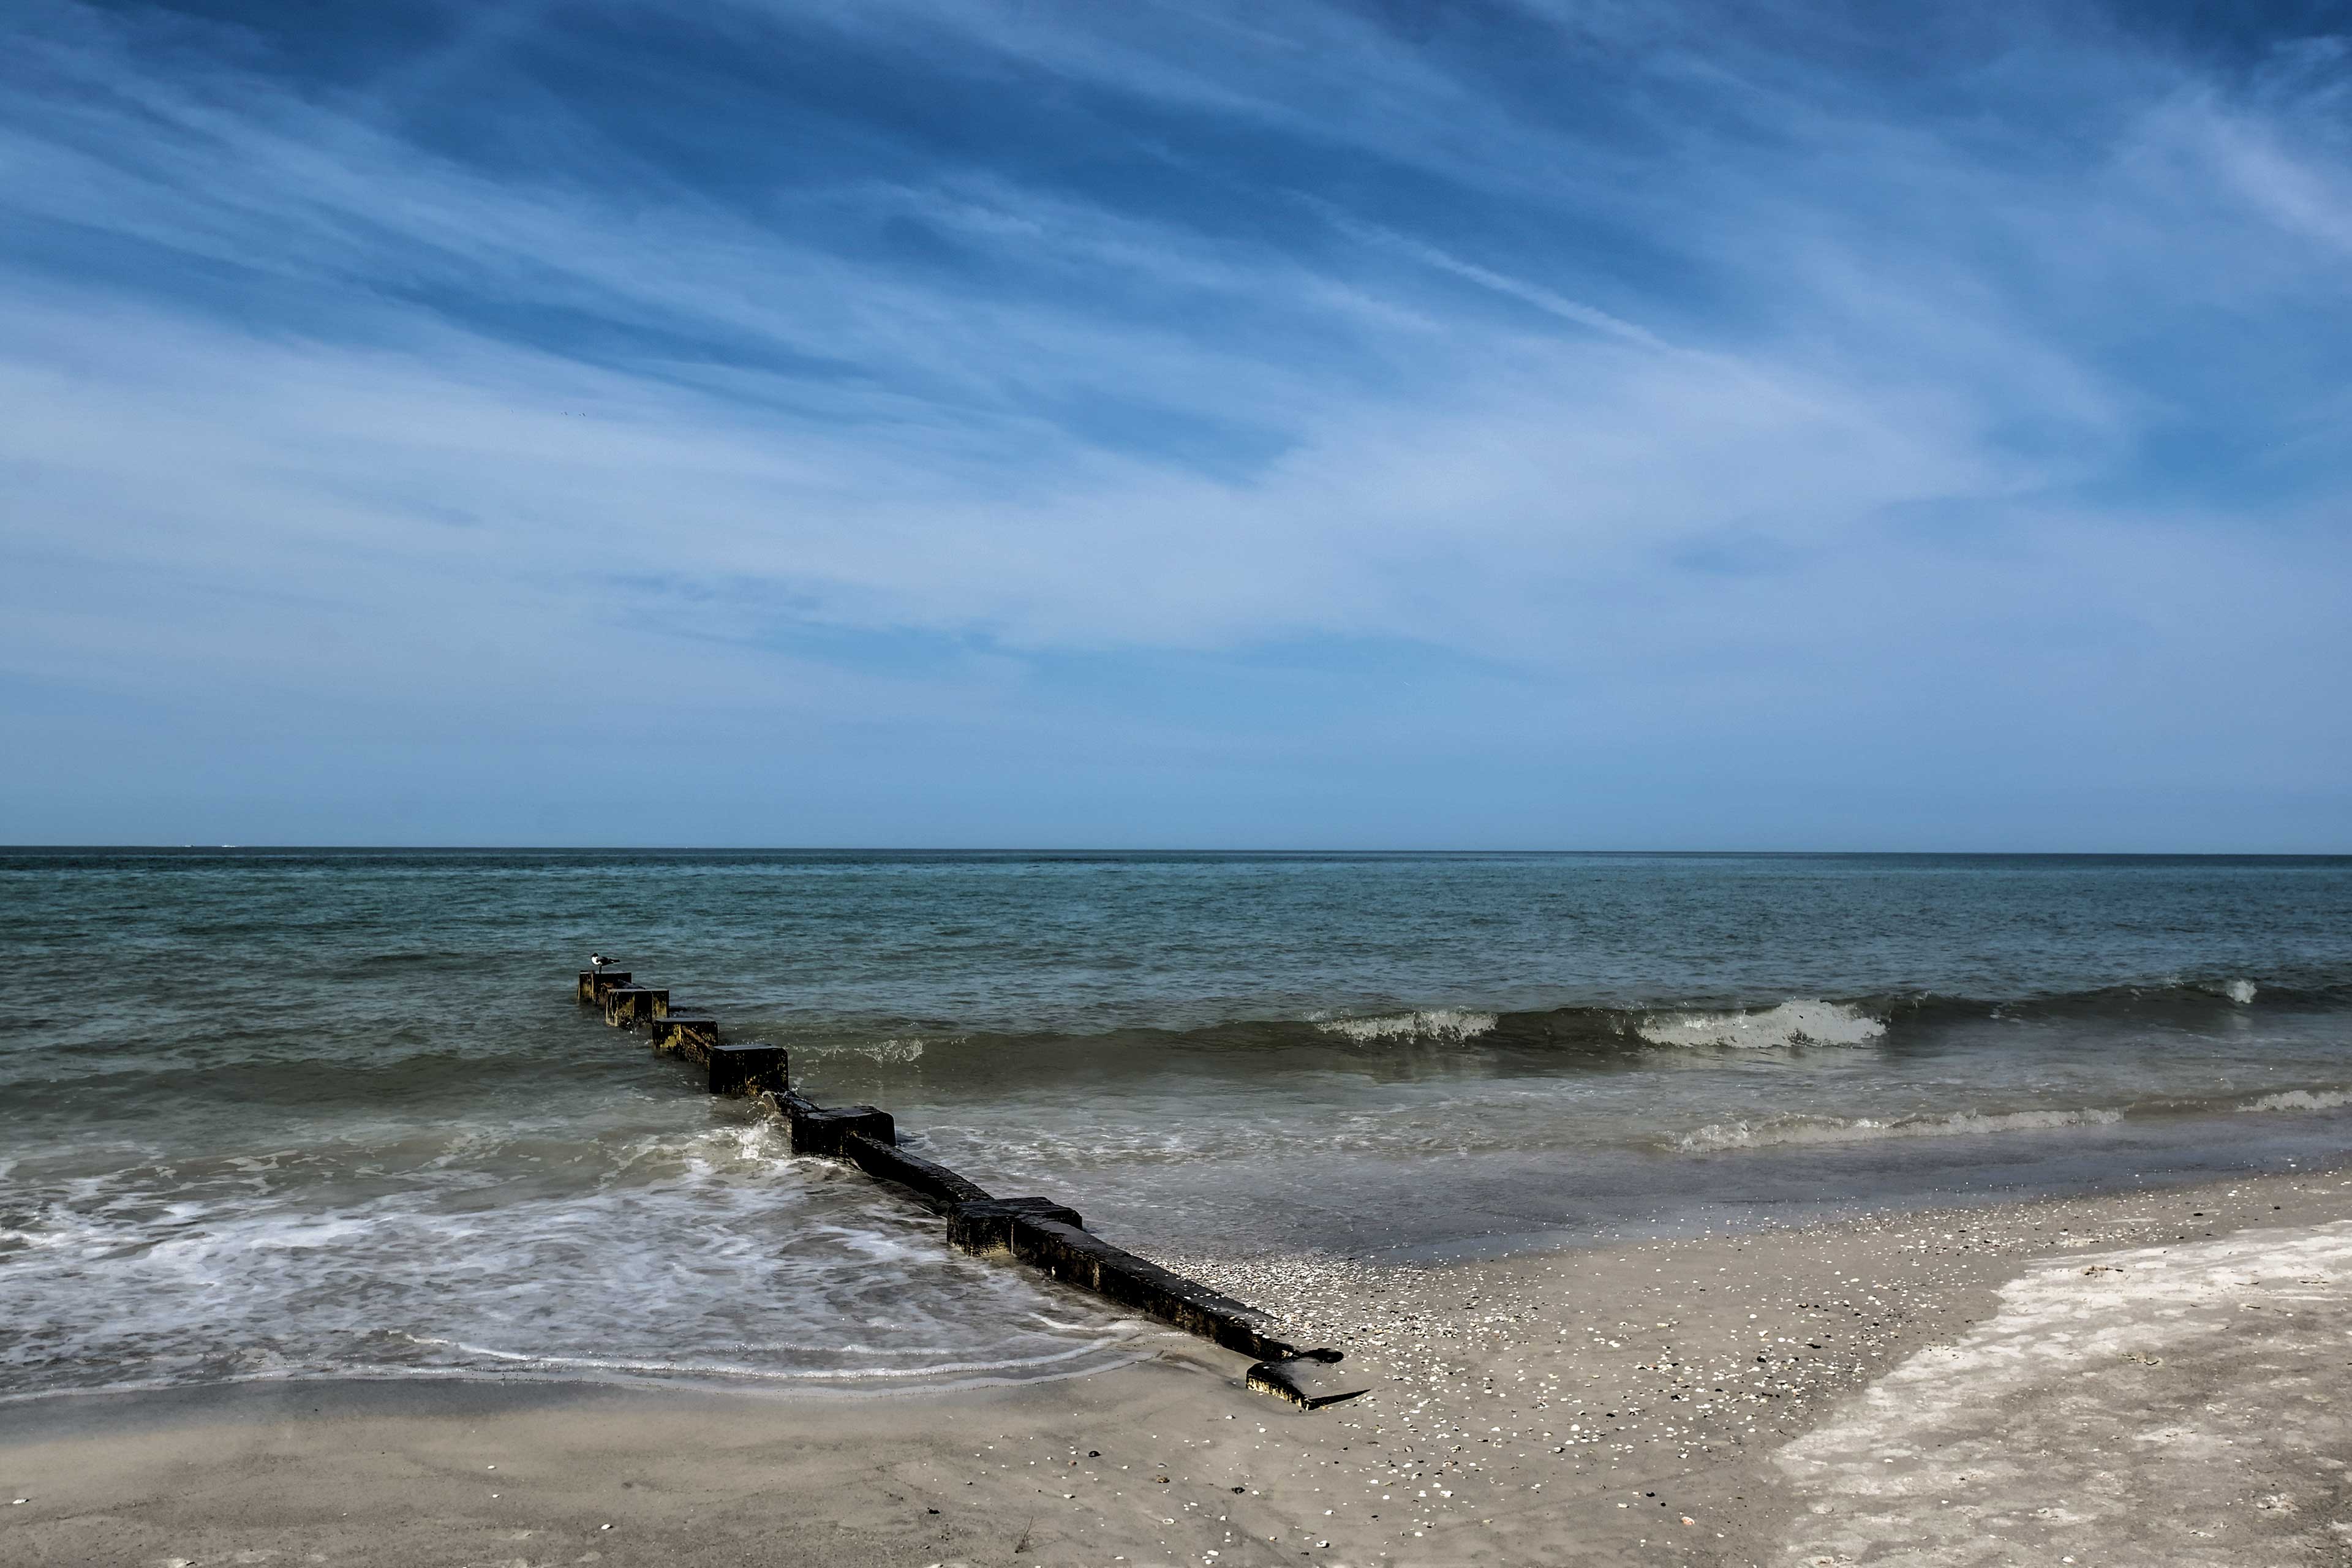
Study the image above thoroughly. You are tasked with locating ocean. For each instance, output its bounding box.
[5,850,2349,1401]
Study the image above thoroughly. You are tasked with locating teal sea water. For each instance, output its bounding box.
[4,850,2350,1400]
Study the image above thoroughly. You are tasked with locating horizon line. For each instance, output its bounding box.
[5,845,2348,859]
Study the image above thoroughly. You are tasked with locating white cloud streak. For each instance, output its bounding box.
[1,0,2347,842]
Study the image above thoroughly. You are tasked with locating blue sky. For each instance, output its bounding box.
[2,0,2348,848]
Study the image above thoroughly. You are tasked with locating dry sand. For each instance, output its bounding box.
[4,1165,2348,1567]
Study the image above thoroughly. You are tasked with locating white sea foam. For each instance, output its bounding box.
[0,1112,1126,1400]
[394,1333,1138,1381]
[1778,1221,2352,1566]
[1637,998,1885,1050]
[791,1035,933,1063]
[1684,1084,2352,1152]
[2225,978,2258,1005]
[1676,1106,2125,1153]
[2237,1088,2352,1113]
[1314,1009,1498,1044]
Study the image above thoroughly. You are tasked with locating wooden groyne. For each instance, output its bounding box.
[575,965,1366,1409]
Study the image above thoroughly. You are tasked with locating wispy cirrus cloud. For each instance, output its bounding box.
[1,0,2346,845]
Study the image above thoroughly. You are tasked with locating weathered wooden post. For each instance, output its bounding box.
[709,1042,788,1097]
[773,1092,895,1157]
[603,986,668,1027]
[577,969,630,1003]
[649,1014,722,1060]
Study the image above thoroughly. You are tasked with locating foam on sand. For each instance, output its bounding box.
[1636,998,1885,1050]
[1777,1219,2352,1567]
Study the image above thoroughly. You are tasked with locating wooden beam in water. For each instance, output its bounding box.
[649,1014,722,1058]
[949,1197,1298,1363]
[709,1042,788,1097]
[566,964,1367,1409]
[576,969,630,1003]
[603,986,668,1027]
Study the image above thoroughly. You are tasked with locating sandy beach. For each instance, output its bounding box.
[6,1162,2346,1568]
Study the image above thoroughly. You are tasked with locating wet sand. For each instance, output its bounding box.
[4,1164,2348,1567]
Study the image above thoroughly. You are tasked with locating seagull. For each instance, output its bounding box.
[590,952,611,973]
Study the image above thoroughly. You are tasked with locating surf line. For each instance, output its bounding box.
[575,965,1365,1409]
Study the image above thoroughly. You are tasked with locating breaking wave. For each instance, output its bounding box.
[1315,1009,1498,1044]
[727,973,2329,1079]
[1681,1084,2352,1152]
[2238,1088,2352,1113]
[2179,976,2262,1005]
[1637,999,1886,1050]
[782,1035,935,1063]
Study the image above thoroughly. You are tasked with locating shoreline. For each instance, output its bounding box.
[6,1161,2350,1566]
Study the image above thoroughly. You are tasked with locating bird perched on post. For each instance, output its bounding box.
[590,952,611,973]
